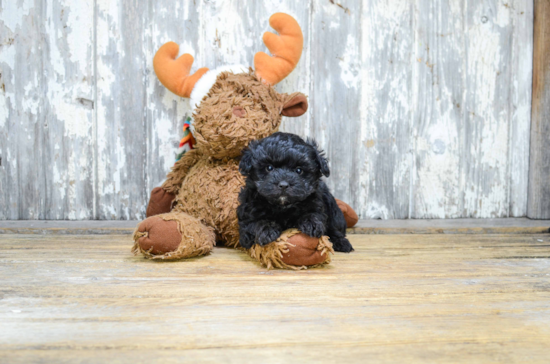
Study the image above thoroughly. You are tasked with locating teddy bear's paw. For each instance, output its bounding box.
[146,187,176,217]
[248,229,334,270]
[133,216,182,257]
[282,232,334,267]
[132,212,216,260]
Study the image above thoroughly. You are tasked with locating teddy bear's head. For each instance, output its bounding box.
[192,71,306,158]
[153,13,307,159]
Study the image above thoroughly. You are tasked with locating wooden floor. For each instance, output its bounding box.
[1,233,549,363]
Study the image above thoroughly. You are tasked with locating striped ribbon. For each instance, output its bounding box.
[175,117,195,161]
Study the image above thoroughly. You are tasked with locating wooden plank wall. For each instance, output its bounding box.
[0,0,534,220]
[528,0,550,220]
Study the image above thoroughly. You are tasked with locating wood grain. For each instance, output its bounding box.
[528,0,550,219]
[509,0,534,217]
[411,0,533,219]
[0,1,95,219]
[44,1,95,220]
[1,233,549,363]
[359,0,413,219]
[310,0,362,214]
[95,0,149,219]
[0,0,535,219]
[0,0,47,219]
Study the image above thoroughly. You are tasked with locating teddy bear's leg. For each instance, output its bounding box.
[334,199,359,228]
[132,211,215,260]
[248,229,334,270]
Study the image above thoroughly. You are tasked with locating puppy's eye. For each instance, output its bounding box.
[266,165,274,172]
[296,167,303,175]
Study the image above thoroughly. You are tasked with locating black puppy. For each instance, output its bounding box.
[237,132,353,253]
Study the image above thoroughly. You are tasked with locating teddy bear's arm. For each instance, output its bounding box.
[146,150,202,217]
[161,149,202,195]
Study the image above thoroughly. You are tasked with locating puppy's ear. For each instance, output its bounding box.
[239,142,257,176]
[306,138,330,177]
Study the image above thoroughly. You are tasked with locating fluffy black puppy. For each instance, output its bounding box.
[237,132,353,253]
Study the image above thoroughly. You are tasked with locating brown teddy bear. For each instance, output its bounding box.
[132,13,358,269]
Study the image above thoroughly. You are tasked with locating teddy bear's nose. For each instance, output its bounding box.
[278,181,289,190]
[232,106,246,118]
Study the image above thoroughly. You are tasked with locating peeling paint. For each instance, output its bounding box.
[0,0,535,220]
[1,0,33,33]
[64,0,93,72]
[339,34,360,90]
[0,91,8,129]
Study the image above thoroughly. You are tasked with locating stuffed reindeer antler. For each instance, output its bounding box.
[153,43,209,98]
[254,13,304,85]
[153,12,303,100]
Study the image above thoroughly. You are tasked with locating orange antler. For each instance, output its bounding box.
[153,42,209,98]
[254,13,303,85]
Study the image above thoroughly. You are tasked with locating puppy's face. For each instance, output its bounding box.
[239,132,330,207]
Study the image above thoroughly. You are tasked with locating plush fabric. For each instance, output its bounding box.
[248,229,333,270]
[281,94,308,117]
[145,187,176,217]
[153,42,209,98]
[133,218,181,255]
[161,149,202,195]
[335,199,359,228]
[254,13,303,85]
[133,212,215,260]
[190,65,248,109]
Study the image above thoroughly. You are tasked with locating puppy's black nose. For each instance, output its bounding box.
[278,181,289,190]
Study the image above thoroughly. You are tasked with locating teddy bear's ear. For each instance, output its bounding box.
[306,138,330,177]
[281,92,308,117]
[239,144,256,176]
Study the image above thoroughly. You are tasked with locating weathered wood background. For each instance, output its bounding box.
[0,0,534,220]
[528,0,550,220]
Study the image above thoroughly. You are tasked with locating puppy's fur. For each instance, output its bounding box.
[237,132,353,252]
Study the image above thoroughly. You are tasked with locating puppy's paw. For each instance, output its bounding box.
[239,233,255,249]
[331,236,354,253]
[255,222,282,246]
[298,217,325,238]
